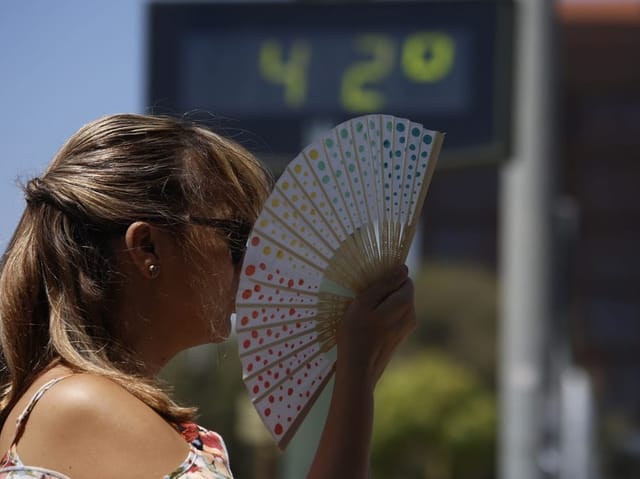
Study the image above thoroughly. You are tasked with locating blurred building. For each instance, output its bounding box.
[557,1,640,476]
[416,1,640,477]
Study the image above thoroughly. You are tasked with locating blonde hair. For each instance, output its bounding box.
[0,114,272,423]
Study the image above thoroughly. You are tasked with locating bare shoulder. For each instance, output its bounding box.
[27,374,165,434]
[17,374,190,479]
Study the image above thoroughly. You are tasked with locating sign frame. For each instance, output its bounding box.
[148,1,514,169]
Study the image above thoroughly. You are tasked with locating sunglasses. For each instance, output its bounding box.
[189,217,252,265]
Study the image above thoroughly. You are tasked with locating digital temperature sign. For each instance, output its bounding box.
[148,2,513,167]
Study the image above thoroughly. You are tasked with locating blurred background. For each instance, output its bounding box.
[1,0,639,478]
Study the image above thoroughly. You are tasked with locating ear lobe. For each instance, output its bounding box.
[124,221,160,279]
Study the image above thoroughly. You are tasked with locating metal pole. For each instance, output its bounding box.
[499,0,556,478]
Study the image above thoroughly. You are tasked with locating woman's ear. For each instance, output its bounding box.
[124,221,160,279]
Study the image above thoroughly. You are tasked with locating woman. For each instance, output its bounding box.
[0,114,415,478]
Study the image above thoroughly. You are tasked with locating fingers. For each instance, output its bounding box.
[357,265,409,309]
[375,277,414,316]
[337,264,417,384]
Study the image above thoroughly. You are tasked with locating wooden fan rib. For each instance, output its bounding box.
[355,116,380,272]
[407,130,443,226]
[237,280,354,315]
[339,120,382,280]
[338,117,380,280]
[323,231,376,292]
[363,115,385,228]
[298,151,367,288]
[318,137,376,285]
[398,121,423,226]
[332,126,368,233]
[240,278,355,304]
[389,118,411,251]
[385,119,402,267]
[398,130,444,260]
[348,117,383,267]
[365,115,391,270]
[382,115,402,270]
[285,162,361,284]
[381,115,418,269]
[319,122,385,286]
[394,123,427,261]
[238,292,351,337]
[365,151,383,276]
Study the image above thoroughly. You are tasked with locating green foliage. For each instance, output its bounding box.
[412,261,498,384]
[372,351,496,479]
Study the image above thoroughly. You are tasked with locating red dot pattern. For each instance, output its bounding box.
[250,351,333,440]
[238,307,317,356]
[236,229,335,443]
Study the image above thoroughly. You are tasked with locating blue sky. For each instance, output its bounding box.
[0,0,146,249]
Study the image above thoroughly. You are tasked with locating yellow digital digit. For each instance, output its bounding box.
[402,32,455,83]
[259,40,311,108]
[340,35,395,113]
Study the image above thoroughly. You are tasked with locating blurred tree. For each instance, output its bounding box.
[372,351,496,479]
[411,262,498,384]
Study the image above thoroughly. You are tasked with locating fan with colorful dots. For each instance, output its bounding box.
[235,114,444,448]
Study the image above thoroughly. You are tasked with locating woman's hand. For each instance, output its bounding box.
[308,264,416,479]
[336,264,417,387]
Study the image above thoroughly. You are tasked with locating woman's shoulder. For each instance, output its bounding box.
[33,373,154,416]
[8,373,191,479]
[21,373,176,440]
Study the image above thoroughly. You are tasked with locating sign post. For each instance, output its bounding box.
[499,0,556,478]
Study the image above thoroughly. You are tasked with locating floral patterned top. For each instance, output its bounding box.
[0,377,233,479]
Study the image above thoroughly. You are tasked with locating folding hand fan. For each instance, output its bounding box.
[235,114,444,448]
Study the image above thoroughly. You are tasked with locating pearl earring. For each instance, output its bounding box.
[148,264,159,278]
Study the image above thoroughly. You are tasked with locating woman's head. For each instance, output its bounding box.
[0,113,272,416]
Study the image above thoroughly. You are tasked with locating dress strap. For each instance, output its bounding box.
[9,375,74,448]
